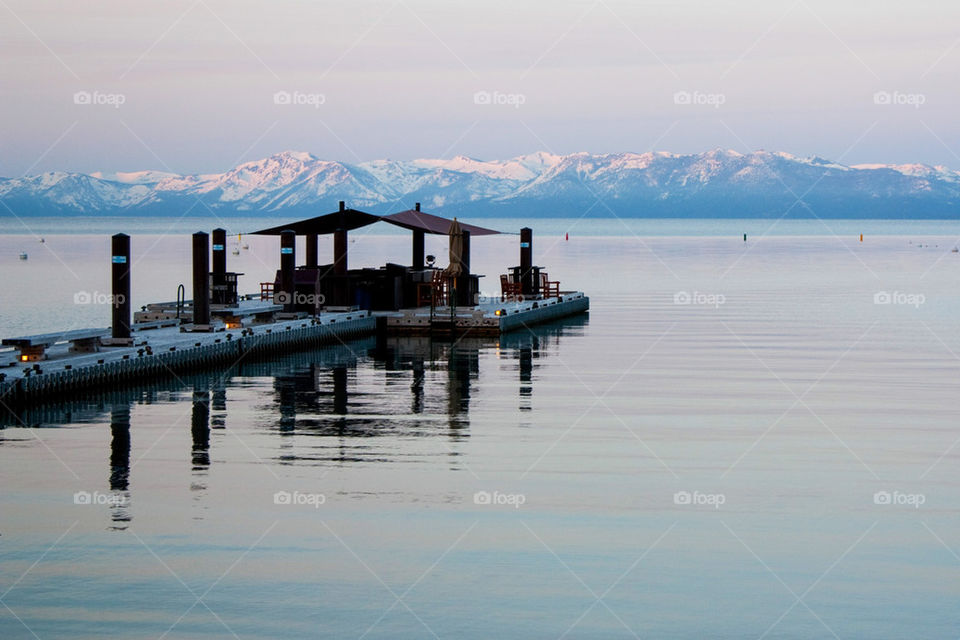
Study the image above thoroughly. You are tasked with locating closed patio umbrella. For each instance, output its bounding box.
[443,219,463,278]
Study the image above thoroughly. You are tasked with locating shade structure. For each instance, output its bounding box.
[443,219,464,278]
[381,209,500,236]
[251,206,502,237]
[252,208,382,236]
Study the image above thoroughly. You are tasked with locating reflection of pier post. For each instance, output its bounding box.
[519,345,533,411]
[110,405,131,491]
[109,404,132,529]
[333,366,348,415]
[211,385,226,429]
[278,377,296,433]
[191,388,210,469]
[446,347,475,434]
[411,357,425,414]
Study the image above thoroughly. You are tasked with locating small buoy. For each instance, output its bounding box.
[859,234,863,242]
[19,252,28,260]
[743,233,747,242]
[565,232,569,241]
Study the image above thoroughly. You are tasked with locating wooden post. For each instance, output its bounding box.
[280,229,296,312]
[520,227,533,296]
[212,228,226,286]
[459,229,471,306]
[192,232,210,327]
[306,233,318,268]
[111,233,131,343]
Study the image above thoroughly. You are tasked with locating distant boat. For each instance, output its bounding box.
[232,247,240,256]
[39,237,44,243]
[242,243,249,250]
[19,252,28,260]
[952,247,958,253]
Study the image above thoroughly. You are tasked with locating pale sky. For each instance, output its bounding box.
[1,0,958,176]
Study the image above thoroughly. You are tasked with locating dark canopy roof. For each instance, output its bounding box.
[381,209,500,236]
[252,208,382,235]
[252,207,501,236]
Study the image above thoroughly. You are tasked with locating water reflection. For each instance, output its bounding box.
[0,315,587,528]
[108,404,131,530]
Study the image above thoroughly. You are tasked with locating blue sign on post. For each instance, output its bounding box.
[213,244,224,251]
[112,256,127,264]
[281,247,293,254]
[520,242,530,248]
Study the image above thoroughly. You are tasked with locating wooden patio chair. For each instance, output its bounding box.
[417,269,448,307]
[500,274,523,301]
[539,272,560,298]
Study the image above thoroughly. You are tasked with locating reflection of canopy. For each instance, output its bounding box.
[251,207,501,236]
[253,208,382,235]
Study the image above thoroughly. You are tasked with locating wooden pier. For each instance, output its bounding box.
[0,203,589,408]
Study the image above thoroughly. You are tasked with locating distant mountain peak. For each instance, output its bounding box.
[2,149,958,219]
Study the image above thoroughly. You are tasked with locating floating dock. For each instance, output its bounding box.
[383,292,590,336]
[1,203,589,408]
[0,311,375,406]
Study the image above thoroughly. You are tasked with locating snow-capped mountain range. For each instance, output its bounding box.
[2,149,958,218]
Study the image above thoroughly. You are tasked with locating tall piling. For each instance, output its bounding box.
[280,229,296,312]
[520,227,533,296]
[306,233,319,268]
[412,202,425,270]
[111,233,132,344]
[212,228,226,288]
[192,232,210,327]
[459,229,471,306]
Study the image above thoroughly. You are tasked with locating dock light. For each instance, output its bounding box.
[20,355,28,362]
[495,309,505,316]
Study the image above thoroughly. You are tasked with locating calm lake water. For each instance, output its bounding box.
[1,219,959,638]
